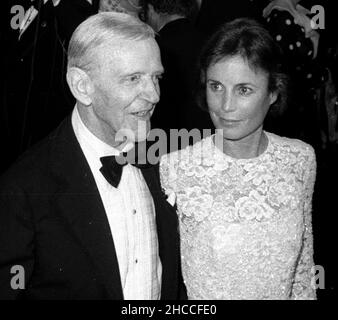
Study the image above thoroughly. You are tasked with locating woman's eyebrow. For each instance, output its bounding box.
[235,82,259,88]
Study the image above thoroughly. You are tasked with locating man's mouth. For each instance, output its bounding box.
[132,110,149,116]
[130,107,154,119]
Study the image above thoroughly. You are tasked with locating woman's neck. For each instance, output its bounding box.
[214,127,268,159]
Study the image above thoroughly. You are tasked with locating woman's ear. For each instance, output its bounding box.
[66,67,94,106]
[269,91,278,106]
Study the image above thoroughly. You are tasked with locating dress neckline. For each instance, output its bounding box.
[209,131,273,163]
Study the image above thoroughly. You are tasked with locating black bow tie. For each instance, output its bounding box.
[99,150,152,188]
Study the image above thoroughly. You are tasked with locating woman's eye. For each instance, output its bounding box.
[238,86,253,96]
[209,82,223,92]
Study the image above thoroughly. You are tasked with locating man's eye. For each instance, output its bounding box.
[155,74,163,81]
[127,74,141,82]
[152,74,163,83]
[238,86,253,96]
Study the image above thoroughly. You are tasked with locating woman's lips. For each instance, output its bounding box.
[221,118,241,122]
[219,118,243,126]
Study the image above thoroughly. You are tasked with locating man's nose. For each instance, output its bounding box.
[141,78,160,104]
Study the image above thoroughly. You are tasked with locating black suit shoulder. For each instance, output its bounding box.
[0,117,70,191]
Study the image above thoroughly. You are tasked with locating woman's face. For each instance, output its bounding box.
[206,55,277,141]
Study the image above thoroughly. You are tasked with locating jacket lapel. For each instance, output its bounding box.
[49,117,123,299]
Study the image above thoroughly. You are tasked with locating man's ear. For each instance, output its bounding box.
[66,67,94,106]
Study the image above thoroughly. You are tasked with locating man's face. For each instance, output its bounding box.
[88,37,163,145]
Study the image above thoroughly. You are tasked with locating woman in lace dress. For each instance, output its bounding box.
[160,18,317,300]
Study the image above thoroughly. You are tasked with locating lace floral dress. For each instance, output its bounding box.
[160,132,317,300]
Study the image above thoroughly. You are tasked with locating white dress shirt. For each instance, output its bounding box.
[72,106,162,300]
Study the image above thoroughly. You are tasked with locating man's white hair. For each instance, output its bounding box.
[67,12,155,73]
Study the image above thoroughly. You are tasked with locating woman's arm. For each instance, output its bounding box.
[291,147,317,300]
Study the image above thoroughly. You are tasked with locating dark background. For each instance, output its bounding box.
[1,0,337,300]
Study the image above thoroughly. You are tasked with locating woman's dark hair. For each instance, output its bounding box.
[196,18,288,116]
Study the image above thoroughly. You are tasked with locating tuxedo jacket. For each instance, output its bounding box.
[0,116,186,300]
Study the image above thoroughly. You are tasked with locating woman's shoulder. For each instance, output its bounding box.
[267,131,316,160]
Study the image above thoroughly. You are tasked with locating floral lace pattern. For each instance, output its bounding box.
[160,132,317,300]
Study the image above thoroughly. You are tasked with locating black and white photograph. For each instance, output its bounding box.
[0,0,337,306]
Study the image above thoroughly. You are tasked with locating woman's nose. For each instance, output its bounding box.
[221,93,236,112]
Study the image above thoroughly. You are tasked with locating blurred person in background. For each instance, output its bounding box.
[144,0,212,134]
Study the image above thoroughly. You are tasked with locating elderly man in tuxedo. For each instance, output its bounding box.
[0,12,185,300]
